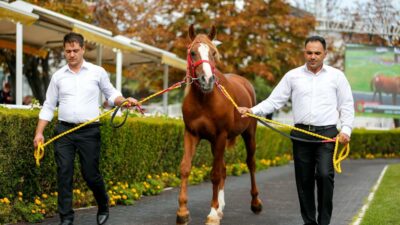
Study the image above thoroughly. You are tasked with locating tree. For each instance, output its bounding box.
[93,0,315,87]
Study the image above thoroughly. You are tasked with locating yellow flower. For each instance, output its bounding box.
[3,198,10,204]
[122,195,127,200]
[31,210,36,214]
[18,192,23,197]
[18,197,23,201]
[147,175,152,179]
[41,209,46,214]
[42,194,48,199]
[110,200,116,206]
[35,199,42,205]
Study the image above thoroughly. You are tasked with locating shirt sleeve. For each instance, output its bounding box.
[99,68,122,106]
[39,75,59,121]
[337,72,355,137]
[251,74,292,116]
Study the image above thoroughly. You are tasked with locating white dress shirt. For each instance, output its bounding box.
[251,64,354,136]
[39,61,122,124]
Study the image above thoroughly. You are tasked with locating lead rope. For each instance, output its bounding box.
[34,81,185,167]
[215,82,350,173]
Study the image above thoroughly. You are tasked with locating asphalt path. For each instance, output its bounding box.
[19,159,400,225]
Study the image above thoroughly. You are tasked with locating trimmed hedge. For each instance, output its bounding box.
[0,107,399,199]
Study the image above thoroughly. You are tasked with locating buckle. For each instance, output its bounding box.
[308,125,316,132]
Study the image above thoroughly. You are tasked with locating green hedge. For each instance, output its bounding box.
[1,107,399,199]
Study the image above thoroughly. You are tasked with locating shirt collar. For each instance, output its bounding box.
[64,60,89,73]
[303,63,327,75]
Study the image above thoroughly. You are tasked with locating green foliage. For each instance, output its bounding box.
[252,76,274,103]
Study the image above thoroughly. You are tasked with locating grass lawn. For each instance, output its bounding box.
[359,164,400,225]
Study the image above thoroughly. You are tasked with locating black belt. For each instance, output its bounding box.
[58,121,101,129]
[295,124,336,132]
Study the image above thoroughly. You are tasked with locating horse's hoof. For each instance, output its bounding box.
[176,214,190,225]
[205,215,220,225]
[251,203,263,214]
[217,210,223,219]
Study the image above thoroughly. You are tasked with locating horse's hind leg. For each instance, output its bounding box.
[177,130,199,225]
[241,122,263,214]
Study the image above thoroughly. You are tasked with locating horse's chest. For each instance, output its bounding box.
[183,112,230,136]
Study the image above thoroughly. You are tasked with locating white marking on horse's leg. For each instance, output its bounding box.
[206,207,220,225]
[217,190,225,218]
[198,43,213,83]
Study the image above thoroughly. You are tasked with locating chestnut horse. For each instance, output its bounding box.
[176,25,262,225]
[371,74,400,105]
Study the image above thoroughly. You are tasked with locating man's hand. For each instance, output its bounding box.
[338,132,350,145]
[237,107,252,118]
[124,97,140,108]
[33,133,44,149]
[115,96,140,108]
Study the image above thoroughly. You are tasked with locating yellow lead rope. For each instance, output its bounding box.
[217,84,350,173]
[34,83,183,167]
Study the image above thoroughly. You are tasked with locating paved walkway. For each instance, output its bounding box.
[16,159,400,225]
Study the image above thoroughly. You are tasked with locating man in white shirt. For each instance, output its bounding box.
[33,32,138,225]
[238,36,354,225]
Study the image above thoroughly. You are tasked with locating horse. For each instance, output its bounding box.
[371,74,400,105]
[176,24,263,225]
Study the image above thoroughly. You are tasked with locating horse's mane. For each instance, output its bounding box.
[192,34,221,62]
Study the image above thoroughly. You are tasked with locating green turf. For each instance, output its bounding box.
[359,164,400,225]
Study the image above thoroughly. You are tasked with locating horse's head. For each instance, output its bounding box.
[187,24,220,93]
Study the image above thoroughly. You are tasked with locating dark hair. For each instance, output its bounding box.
[63,32,84,47]
[305,36,326,50]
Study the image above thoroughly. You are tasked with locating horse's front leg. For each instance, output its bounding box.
[242,127,263,214]
[177,130,199,225]
[206,133,227,225]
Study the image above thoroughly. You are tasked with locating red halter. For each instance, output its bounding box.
[186,42,216,82]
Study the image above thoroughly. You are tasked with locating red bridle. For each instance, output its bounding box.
[186,42,216,82]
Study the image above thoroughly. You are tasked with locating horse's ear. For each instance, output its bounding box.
[208,25,216,41]
[189,24,196,41]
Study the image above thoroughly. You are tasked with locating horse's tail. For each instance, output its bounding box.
[226,137,237,149]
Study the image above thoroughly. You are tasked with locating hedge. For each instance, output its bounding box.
[0,107,399,199]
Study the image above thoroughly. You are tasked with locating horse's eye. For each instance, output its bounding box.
[190,51,196,57]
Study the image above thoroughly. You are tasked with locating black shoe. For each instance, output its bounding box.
[97,211,109,225]
[59,219,73,225]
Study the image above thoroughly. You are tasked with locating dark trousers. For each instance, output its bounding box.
[54,123,108,221]
[291,126,338,225]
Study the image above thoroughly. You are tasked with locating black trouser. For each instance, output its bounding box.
[291,125,338,225]
[54,122,108,221]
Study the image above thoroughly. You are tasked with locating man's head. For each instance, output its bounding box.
[63,32,85,69]
[304,36,327,73]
